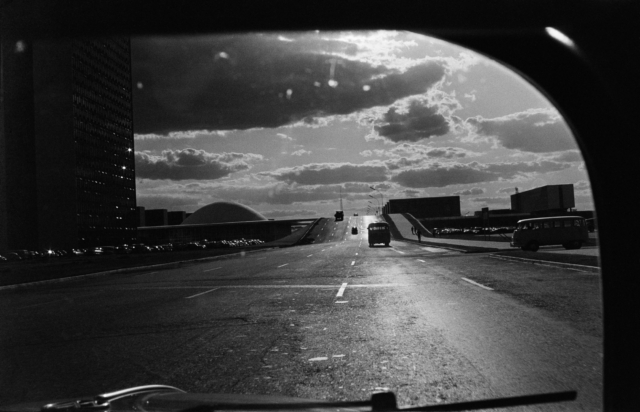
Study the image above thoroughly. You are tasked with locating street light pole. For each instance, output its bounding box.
[369,186,384,215]
[368,195,381,214]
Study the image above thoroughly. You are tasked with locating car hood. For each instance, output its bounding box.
[0,386,365,412]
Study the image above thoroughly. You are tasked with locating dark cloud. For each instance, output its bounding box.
[260,209,317,218]
[132,34,445,134]
[390,144,471,158]
[391,160,570,188]
[374,100,449,143]
[453,187,485,196]
[135,149,262,180]
[261,163,388,185]
[384,157,426,170]
[467,109,576,153]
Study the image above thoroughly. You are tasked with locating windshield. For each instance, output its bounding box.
[0,31,601,410]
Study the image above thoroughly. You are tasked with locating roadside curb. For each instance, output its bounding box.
[487,254,600,273]
[0,248,274,291]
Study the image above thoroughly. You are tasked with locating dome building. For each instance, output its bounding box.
[181,201,268,225]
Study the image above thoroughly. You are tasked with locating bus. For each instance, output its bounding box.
[511,216,589,252]
[367,222,391,247]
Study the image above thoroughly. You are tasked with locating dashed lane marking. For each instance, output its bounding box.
[203,267,222,272]
[417,259,426,262]
[336,282,348,297]
[110,283,410,291]
[278,263,289,268]
[185,287,220,299]
[422,247,450,253]
[351,261,355,266]
[461,277,494,291]
[307,254,313,257]
[391,249,405,254]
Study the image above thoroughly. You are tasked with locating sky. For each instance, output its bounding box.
[131,31,594,219]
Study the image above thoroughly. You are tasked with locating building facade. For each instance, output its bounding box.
[0,37,136,250]
[511,184,575,214]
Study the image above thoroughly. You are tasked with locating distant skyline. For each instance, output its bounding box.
[132,31,593,219]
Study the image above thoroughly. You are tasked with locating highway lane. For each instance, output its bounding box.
[0,215,602,410]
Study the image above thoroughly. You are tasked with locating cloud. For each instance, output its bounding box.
[391,160,571,188]
[471,197,511,205]
[452,187,485,196]
[546,150,583,162]
[497,187,518,194]
[466,108,576,153]
[150,182,379,206]
[277,133,293,141]
[134,130,229,140]
[574,180,591,191]
[132,34,446,134]
[372,100,449,143]
[260,209,317,218]
[402,189,421,197]
[135,148,262,180]
[180,182,378,206]
[261,163,388,185]
[291,149,312,156]
[390,144,472,159]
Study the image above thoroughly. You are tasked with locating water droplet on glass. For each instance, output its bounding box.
[15,40,26,53]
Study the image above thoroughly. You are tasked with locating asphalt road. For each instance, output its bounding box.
[0,215,602,411]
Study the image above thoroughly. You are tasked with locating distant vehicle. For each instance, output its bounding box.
[511,216,589,252]
[351,226,358,235]
[367,222,390,247]
[334,210,344,221]
[354,213,358,216]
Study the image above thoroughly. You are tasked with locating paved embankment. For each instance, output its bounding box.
[383,214,600,270]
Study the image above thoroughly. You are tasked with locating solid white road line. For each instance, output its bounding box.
[336,282,348,297]
[278,263,289,268]
[185,287,220,299]
[204,267,222,272]
[461,277,494,291]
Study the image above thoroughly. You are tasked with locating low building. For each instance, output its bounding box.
[168,211,186,225]
[145,209,168,226]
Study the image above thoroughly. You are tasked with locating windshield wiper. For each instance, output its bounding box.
[41,385,185,412]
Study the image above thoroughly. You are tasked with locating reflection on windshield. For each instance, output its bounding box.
[0,31,600,411]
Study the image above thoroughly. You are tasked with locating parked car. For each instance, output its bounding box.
[351,226,358,235]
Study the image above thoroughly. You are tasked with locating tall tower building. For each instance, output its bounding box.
[0,37,136,250]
